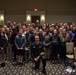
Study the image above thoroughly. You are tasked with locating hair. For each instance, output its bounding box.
[34,34,40,39]
[59,29,70,41]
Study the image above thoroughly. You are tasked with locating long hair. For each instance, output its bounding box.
[59,29,70,42]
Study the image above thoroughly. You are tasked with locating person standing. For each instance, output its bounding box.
[14,29,26,63]
[51,29,60,63]
[34,20,42,29]
[10,28,18,61]
[59,28,70,63]
[0,31,7,67]
[43,28,52,60]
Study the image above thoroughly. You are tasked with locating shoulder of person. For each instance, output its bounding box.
[39,42,44,46]
[15,35,19,38]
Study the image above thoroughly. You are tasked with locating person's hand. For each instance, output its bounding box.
[18,48,23,50]
[34,58,38,61]
[1,47,3,50]
[34,56,40,62]
[19,48,23,50]
[18,48,20,50]
[36,56,40,60]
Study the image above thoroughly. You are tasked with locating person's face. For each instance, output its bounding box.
[6,28,10,32]
[43,26,46,30]
[1,28,5,32]
[13,22,16,25]
[62,26,64,29]
[56,26,58,30]
[70,25,73,30]
[60,23,63,26]
[36,20,39,24]
[62,29,66,35]
[35,27,39,31]
[23,26,27,31]
[59,27,63,32]
[7,21,11,25]
[49,27,53,32]
[39,29,42,33]
[73,27,76,31]
[35,36,39,42]
[67,26,69,30]
[43,24,46,27]
[53,29,57,35]
[19,30,23,36]
[1,32,4,37]
[30,26,33,31]
[26,30,29,34]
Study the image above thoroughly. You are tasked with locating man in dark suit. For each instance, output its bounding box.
[34,20,42,29]
[31,35,46,74]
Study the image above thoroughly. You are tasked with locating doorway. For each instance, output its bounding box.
[31,16,40,23]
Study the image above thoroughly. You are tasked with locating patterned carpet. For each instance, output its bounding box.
[0,59,76,75]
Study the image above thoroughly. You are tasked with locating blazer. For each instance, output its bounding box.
[31,42,44,58]
[14,35,26,50]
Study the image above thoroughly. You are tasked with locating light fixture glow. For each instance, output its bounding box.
[41,15,45,21]
[0,15,4,21]
[26,15,31,21]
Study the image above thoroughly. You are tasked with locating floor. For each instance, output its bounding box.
[0,50,76,75]
[0,59,76,75]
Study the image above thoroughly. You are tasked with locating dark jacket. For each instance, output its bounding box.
[31,42,44,58]
[0,38,6,50]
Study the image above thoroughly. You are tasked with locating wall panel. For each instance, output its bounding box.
[46,15,76,24]
[5,14,25,23]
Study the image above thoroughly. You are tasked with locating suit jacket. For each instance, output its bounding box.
[14,35,26,50]
[31,42,44,58]
[0,38,6,51]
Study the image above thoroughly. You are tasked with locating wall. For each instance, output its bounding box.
[45,15,76,24]
[4,10,25,23]
[4,13,76,24]
[0,0,76,24]
[5,15,25,23]
[0,11,4,25]
[0,0,76,11]
[4,10,76,24]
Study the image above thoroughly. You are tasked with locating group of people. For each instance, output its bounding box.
[0,20,76,74]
